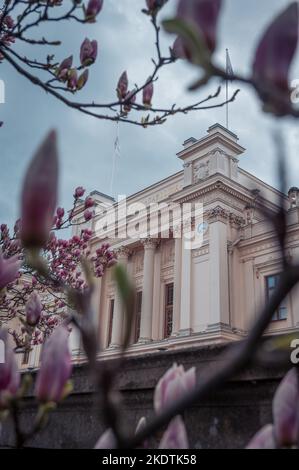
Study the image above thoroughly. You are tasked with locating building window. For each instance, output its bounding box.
[266,274,288,321]
[134,291,142,343]
[22,349,30,365]
[164,283,174,338]
[107,299,115,347]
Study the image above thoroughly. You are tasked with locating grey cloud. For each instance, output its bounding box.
[0,0,298,228]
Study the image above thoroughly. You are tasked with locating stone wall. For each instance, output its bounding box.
[0,343,288,449]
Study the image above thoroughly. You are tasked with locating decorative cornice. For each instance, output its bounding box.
[174,179,252,206]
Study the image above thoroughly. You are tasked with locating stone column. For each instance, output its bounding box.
[91,277,102,341]
[208,207,230,331]
[139,239,158,343]
[243,258,256,330]
[179,236,192,336]
[172,228,182,336]
[152,246,162,341]
[110,247,130,348]
[69,319,81,359]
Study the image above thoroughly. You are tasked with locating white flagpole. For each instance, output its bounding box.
[226,49,229,129]
[110,121,120,197]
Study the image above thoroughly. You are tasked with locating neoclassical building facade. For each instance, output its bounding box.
[21,123,299,368]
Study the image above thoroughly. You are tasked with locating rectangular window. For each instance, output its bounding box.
[266,274,288,321]
[107,299,114,347]
[22,349,30,365]
[164,283,174,338]
[134,291,143,343]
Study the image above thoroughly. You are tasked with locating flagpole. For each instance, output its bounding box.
[110,121,120,197]
[226,48,229,129]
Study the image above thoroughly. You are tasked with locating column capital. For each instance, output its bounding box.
[115,246,131,260]
[207,206,245,227]
[207,206,230,224]
[141,238,160,250]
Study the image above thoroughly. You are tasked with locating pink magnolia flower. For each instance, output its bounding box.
[247,424,276,450]
[35,326,72,403]
[0,250,21,290]
[143,79,154,107]
[80,38,98,67]
[154,363,196,414]
[25,292,43,326]
[252,3,298,114]
[117,71,128,100]
[94,429,117,449]
[21,131,59,248]
[273,368,299,447]
[177,0,222,54]
[0,329,20,409]
[85,0,104,22]
[159,416,189,449]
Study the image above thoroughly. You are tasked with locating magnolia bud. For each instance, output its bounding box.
[0,250,21,290]
[159,416,189,449]
[21,131,59,249]
[273,368,299,447]
[171,37,187,60]
[84,197,95,209]
[57,55,73,80]
[85,0,104,22]
[35,326,72,403]
[74,186,85,199]
[252,3,298,115]
[246,424,276,449]
[123,90,136,113]
[146,0,168,14]
[143,79,154,107]
[77,69,89,90]
[25,292,42,326]
[0,329,20,409]
[177,0,222,55]
[94,429,117,449]
[67,69,78,90]
[80,38,98,67]
[117,71,128,100]
[56,207,64,218]
[154,363,196,414]
[84,209,93,222]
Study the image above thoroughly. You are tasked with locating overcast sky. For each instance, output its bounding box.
[0,0,298,227]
